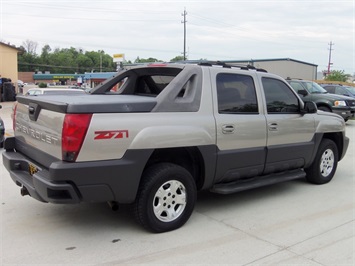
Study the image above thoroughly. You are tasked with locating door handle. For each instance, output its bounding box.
[222,125,235,134]
[268,123,278,131]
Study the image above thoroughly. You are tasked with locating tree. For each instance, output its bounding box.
[22,39,38,55]
[18,46,40,72]
[170,55,185,62]
[40,44,52,66]
[134,57,161,63]
[325,70,351,82]
[16,40,129,73]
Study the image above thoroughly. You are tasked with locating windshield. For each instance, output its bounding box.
[303,81,327,94]
[345,86,355,94]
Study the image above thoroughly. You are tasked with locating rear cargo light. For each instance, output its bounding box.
[147,63,167,67]
[62,114,92,162]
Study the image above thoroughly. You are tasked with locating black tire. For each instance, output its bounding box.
[305,139,338,184]
[318,106,332,112]
[133,163,197,233]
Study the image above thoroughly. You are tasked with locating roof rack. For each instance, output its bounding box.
[198,61,267,73]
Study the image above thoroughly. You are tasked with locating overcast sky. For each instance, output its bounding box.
[1,0,354,74]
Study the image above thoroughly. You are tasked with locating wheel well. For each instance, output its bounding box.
[317,104,332,111]
[323,132,343,161]
[145,147,205,189]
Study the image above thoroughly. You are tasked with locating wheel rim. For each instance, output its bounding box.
[153,180,187,222]
[319,148,335,177]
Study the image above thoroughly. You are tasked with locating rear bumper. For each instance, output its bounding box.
[2,138,153,204]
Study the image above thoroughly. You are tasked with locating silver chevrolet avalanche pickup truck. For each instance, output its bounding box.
[2,62,349,232]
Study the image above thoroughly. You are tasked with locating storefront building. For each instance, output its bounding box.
[33,72,117,88]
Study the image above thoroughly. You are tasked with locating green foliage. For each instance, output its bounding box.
[18,43,117,73]
[170,55,185,62]
[134,57,162,63]
[38,82,47,88]
[325,70,351,82]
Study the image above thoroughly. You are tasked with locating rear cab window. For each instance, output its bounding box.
[216,73,258,114]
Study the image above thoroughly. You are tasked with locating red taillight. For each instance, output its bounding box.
[12,103,17,131]
[62,114,92,162]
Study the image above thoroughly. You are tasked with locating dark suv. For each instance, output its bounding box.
[286,79,355,121]
[320,84,355,99]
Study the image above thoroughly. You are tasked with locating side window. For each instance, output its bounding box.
[262,78,300,113]
[289,81,304,93]
[335,87,346,95]
[217,73,258,114]
[325,86,335,93]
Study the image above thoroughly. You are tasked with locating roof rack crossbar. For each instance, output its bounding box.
[197,61,267,72]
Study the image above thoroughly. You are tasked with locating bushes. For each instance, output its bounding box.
[38,82,47,88]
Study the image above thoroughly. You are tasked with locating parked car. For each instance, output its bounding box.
[0,105,4,148]
[67,85,82,90]
[286,78,355,121]
[26,88,86,96]
[320,84,355,98]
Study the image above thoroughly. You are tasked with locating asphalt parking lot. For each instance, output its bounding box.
[0,101,354,265]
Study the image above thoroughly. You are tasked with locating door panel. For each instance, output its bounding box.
[262,77,316,173]
[211,70,267,183]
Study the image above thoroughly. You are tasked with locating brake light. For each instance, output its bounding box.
[147,63,167,67]
[62,114,92,162]
[12,103,17,131]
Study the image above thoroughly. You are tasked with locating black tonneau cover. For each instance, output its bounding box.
[16,94,157,113]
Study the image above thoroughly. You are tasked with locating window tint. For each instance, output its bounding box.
[335,87,346,95]
[324,86,335,93]
[288,81,305,93]
[217,73,258,114]
[263,78,299,113]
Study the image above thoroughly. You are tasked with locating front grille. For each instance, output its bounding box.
[346,100,355,107]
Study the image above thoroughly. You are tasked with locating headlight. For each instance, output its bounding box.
[334,101,346,107]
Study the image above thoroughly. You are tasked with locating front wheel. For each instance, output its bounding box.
[318,106,332,112]
[305,139,338,184]
[133,163,197,233]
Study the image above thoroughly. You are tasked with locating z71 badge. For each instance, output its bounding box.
[94,130,129,140]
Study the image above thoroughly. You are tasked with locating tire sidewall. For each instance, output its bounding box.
[137,163,197,233]
[306,139,338,184]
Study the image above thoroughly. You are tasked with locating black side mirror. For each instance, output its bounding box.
[298,89,308,97]
[302,101,317,114]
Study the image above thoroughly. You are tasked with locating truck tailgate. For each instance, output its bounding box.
[14,101,65,163]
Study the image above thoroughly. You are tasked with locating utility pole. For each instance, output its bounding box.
[181,8,187,61]
[327,41,334,75]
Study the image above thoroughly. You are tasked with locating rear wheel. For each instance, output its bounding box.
[134,163,197,233]
[305,139,338,184]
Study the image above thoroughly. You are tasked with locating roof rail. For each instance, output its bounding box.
[198,61,267,73]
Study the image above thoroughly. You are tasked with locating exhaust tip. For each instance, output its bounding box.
[107,201,119,211]
[20,187,29,196]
